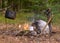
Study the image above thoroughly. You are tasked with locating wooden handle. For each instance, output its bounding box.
[41,15,53,34]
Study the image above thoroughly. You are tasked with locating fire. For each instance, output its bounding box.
[23,23,29,30]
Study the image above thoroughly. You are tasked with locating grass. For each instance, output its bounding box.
[0,12,34,24]
[51,4,60,26]
[0,5,60,26]
[52,14,60,26]
[0,12,47,24]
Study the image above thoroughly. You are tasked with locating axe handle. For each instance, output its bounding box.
[41,15,53,34]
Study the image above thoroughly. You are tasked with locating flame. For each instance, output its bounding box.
[23,23,29,30]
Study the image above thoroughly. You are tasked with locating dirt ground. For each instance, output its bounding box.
[0,29,59,43]
[0,31,60,43]
[0,24,60,43]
